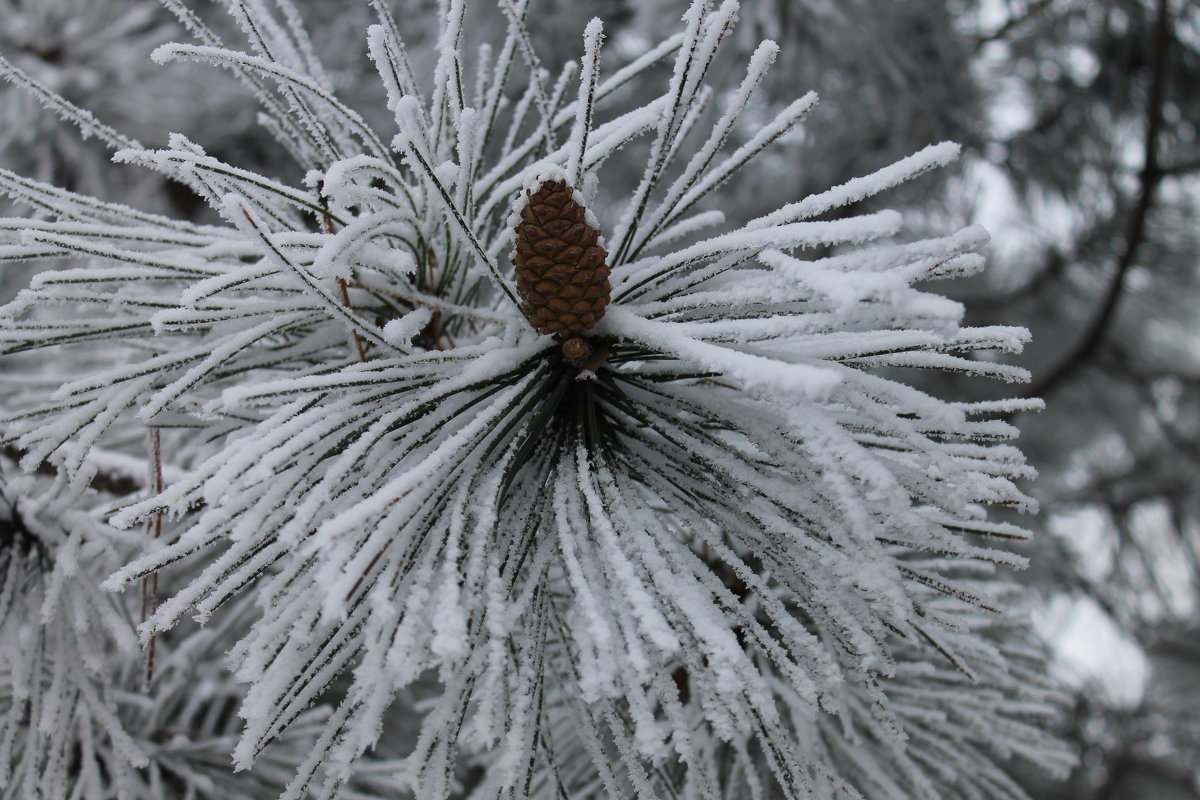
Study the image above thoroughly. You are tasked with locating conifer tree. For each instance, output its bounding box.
[0,1,1073,797]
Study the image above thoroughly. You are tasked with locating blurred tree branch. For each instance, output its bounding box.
[1025,0,1170,400]
[1160,156,1200,176]
[974,0,1057,48]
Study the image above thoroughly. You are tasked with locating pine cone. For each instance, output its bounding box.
[513,179,611,336]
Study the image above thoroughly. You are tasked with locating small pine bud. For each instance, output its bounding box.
[513,179,611,336]
[561,336,591,360]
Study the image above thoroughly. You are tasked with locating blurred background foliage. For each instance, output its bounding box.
[1,0,1197,797]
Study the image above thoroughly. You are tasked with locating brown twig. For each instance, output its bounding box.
[316,189,367,362]
[338,276,368,362]
[141,427,164,686]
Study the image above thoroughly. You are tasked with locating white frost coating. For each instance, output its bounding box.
[665,91,820,224]
[309,211,419,280]
[454,108,479,210]
[575,446,681,656]
[507,161,568,229]
[367,25,403,112]
[646,209,725,249]
[151,43,390,162]
[756,248,909,310]
[615,210,904,300]
[553,475,617,702]
[390,95,427,154]
[508,161,607,244]
[382,307,433,348]
[566,18,604,186]
[601,306,841,400]
[607,0,710,257]
[752,141,963,229]
[429,497,469,665]
[0,0,1068,796]
[0,51,142,151]
[221,194,402,355]
[634,38,779,252]
[955,397,1047,415]
[432,159,459,189]
[364,2,422,107]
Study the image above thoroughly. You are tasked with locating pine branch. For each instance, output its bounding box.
[0,1,1072,795]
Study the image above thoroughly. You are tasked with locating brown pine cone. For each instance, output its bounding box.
[513,179,611,336]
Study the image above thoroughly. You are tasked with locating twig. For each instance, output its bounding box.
[141,427,164,686]
[347,280,508,325]
[338,277,368,362]
[317,191,367,362]
[1160,156,1200,176]
[974,0,1056,47]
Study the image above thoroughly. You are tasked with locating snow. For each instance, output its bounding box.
[601,305,842,400]
[381,307,432,348]
[566,18,604,186]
